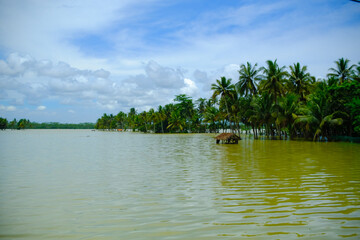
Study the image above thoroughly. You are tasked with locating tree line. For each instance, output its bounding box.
[95,58,360,141]
[0,118,95,130]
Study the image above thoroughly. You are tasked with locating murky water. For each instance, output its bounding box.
[0,130,359,239]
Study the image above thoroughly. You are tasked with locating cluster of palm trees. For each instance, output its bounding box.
[95,58,360,141]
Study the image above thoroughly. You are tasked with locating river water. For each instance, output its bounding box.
[0,130,359,239]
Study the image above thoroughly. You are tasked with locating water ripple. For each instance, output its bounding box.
[0,131,360,239]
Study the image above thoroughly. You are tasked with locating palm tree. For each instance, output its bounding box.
[0,117,7,130]
[167,110,186,132]
[115,111,127,129]
[174,94,194,132]
[293,83,346,141]
[352,62,360,82]
[157,105,166,133]
[139,111,149,132]
[248,93,274,138]
[147,108,156,132]
[203,106,220,133]
[236,62,261,96]
[195,98,207,132]
[196,98,207,115]
[211,76,235,127]
[288,62,312,101]
[260,60,288,105]
[327,58,355,84]
[273,93,300,139]
[128,108,137,131]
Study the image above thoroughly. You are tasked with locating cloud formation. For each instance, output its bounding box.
[181,78,198,97]
[0,0,359,122]
[0,53,112,107]
[0,53,203,121]
[0,105,16,112]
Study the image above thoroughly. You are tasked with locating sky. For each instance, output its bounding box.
[0,0,359,123]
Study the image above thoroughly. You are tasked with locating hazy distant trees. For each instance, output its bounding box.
[0,118,95,130]
[0,117,7,130]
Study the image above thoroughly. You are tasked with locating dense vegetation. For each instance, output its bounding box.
[95,58,360,141]
[0,118,94,130]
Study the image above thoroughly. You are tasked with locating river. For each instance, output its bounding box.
[0,130,359,239]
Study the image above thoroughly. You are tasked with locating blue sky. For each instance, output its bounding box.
[0,0,359,123]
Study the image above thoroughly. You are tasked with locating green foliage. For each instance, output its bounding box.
[8,119,17,129]
[167,110,186,132]
[259,59,288,104]
[327,58,356,84]
[17,119,31,129]
[0,117,94,130]
[288,63,313,101]
[31,122,95,129]
[347,98,360,134]
[94,58,359,141]
[211,76,235,124]
[0,117,8,130]
[236,62,261,96]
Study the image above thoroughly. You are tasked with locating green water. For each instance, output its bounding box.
[0,130,359,239]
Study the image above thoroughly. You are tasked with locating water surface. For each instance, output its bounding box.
[0,130,359,239]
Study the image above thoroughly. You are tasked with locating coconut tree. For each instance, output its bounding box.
[115,111,127,130]
[174,94,194,132]
[327,58,356,84]
[352,62,360,82]
[167,110,186,132]
[147,108,156,132]
[347,97,360,135]
[273,93,300,139]
[203,106,220,133]
[248,93,274,138]
[235,96,252,135]
[211,77,236,128]
[260,60,288,105]
[288,62,312,102]
[0,117,7,130]
[294,104,345,141]
[293,83,346,141]
[195,98,207,132]
[139,111,149,132]
[127,108,137,131]
[236,62,261,97]
[196,98,207,116]
[157,105,166,133]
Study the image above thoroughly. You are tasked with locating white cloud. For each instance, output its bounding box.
[145,60,185,89]
[0,53,113,107]
[0,0,359,122]
[0,54,193,116]
[0,105,16,111]
[142,1,360,78]
[0,0,160,72]
[180,78,198,97]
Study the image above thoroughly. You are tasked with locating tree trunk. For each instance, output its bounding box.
[225,100,232,134]
[251,125,256,139]
[278,126,282,140]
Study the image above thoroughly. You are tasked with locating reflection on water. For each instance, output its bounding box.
[0,130,359,239]
[217,140,360,239]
